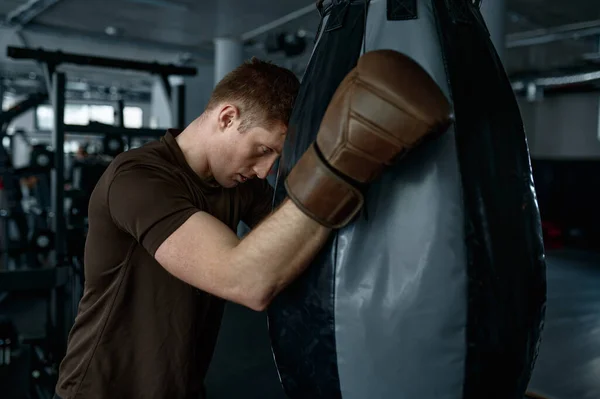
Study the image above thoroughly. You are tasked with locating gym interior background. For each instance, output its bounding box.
[0,0,598,398]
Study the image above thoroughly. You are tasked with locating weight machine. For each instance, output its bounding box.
[0,46,197,398]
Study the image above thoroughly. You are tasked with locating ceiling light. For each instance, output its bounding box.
[105,26,119,36]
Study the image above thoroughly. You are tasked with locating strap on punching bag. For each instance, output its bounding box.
[268,2,370,399]
[272,0,369,208]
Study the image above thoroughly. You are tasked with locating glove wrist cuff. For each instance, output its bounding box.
[285,143,364,229]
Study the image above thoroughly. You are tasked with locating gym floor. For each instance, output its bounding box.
[528,250,600,399]
[1,249,598,399]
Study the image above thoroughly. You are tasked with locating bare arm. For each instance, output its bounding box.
[155,198,331,311]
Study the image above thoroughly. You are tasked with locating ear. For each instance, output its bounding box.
[217,104,239,131]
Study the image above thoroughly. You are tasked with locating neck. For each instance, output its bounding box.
[175,115,212,180]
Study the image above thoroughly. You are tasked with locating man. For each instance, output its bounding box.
[54,50,452,399]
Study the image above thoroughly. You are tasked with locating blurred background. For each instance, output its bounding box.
[0,1,598,398]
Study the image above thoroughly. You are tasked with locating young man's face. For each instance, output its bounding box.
[210,112,287,188]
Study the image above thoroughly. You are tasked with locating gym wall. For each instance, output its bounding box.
[518,93,600,250]
[518,93,600,159]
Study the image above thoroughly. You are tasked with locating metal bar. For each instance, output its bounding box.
[173,83,186,129]
[0,92,48,126]
[52,72,66,266]
[160,75,172,100]
[6,0,64,29]
[597,87,600,141]
[0,86,8,268]
[127,0,189,11]
[54,282,67,360]
[1,225,8,271]
[0,141,9,271]
[116,99,125,128]
[240,4,317,42]
[510,67,600,88]
[64,122,166,138]
[7,46,198,76]
[41,62,55,99]
[0,80,8,270]
[506,19,600,48]
[14,29,29,47]
[532,71,600,86]
[6,0,42,24]
[0,81,6,131]
[115,99,130,148]
[9,23,213,63]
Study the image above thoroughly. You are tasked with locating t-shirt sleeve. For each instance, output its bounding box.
[107,166,200,256]
[241,179,275,229]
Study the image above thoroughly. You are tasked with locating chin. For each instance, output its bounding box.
[216,176,238,188]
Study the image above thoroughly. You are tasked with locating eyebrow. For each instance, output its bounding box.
[264,140,283,155]
[275,132,287,154]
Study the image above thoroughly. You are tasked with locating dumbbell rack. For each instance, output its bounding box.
[1,46,198,398]
[6,45,197,269]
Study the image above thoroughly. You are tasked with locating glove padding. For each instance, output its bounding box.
[285,49,453,228]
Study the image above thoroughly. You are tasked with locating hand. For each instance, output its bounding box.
[285,49,453,228]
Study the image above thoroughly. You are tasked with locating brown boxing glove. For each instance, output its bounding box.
[285,49,453,229]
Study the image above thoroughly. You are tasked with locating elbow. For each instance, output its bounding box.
[246,299,269,312]
[239,284,277,312]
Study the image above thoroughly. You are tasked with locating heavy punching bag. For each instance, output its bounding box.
[268,1,546,398]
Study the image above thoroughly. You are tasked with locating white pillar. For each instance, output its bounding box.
[150,78,172,129]
[184,64,215,125]
[214,37,244,86]
[480,0,506,61]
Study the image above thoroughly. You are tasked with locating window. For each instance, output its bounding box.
[37,105,54,131]
[124,106,143,128]
[64,104,92,125]
[88,105,115,125]
[36,104,144,130]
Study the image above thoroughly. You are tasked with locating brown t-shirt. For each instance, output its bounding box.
[55,130,273,399]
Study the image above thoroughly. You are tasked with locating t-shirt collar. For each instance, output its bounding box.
[162,129,221,191]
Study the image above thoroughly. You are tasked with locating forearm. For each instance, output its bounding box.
[230,198,331,309]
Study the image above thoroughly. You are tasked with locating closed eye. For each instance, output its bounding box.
[260,146,273,154]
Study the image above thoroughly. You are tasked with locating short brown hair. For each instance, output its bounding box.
[205,57,300,132]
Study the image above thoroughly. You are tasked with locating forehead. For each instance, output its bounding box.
[251,123,287,149]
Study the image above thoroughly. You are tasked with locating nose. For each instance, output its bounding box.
[253,156,278,179]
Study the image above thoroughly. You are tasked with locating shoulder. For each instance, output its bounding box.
[107,142,179,182]
[94,149,185,209]
[111,141,166,169]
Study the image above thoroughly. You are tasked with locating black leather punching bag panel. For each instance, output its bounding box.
[431,0,547,397]
[268,2,367,399]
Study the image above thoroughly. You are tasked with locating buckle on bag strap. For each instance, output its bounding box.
[387,0,418,21]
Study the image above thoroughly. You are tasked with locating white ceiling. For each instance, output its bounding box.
[0,0,321,55]
[0,0,598,99]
